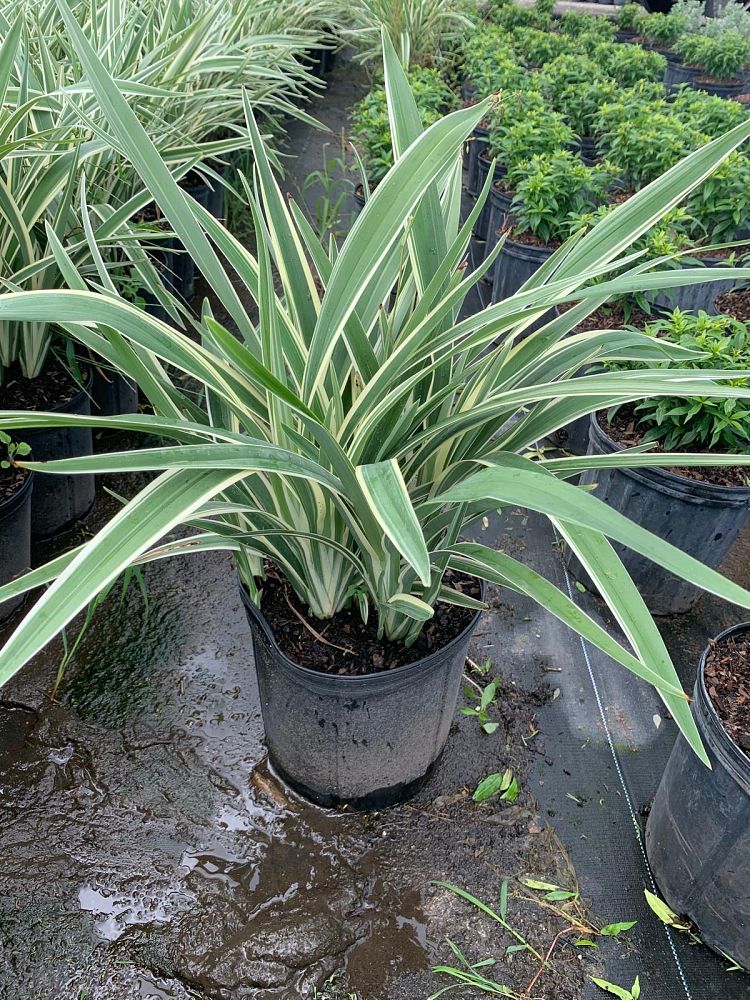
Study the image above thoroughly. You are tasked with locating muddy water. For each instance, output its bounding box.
[0,541,585,1000]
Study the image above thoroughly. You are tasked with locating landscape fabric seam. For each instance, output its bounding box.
[556,530,694,1000]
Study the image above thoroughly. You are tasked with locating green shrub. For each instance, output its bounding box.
[489,2,544,31]
[641,11,689,49]
[685,150,750,243]
[463,29,530,96]
[545,78,620,138]
[617,3,648,34]
[669,86,749,137]
[594,41,668,86]
[597,111,704,187]
[508,26,572,68]
[510,151,615,244]
[609,310,750,452]
[559,11,616,40]
[675,31,750,79]
[537,52,608,93]
[592,81,667,134]
[487,106,575,173]
[704,0,750,40]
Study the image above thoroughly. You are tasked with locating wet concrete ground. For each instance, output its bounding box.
[2,56,749,1000]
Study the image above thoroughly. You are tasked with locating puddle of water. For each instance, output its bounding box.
[78,882,194,942]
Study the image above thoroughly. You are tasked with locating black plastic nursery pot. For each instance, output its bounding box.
[171,181,210,300]
[646,622,750,970]
[483,185,515,265]
[466,126,489,198]
[648,255,740,314]
[491,235,556,305]
[664,61,696,91]
[91,365,138,419]
[25,368,96,540]
[353,183,367,216]
[566,413,750,615]
[240,583,484,809]
[0,471,32,624]
[577,136,599,167]
[474,156,506,241]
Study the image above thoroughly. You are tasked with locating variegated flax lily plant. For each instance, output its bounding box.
[2,18,750,763]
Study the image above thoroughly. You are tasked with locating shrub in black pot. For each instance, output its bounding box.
[646,622,750,970]
[672,31,750,97]
[567,309,750,614]
[478,94,569,244]
[615,2,648,42]
[491,151,615,305]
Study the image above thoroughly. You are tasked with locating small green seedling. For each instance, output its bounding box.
[644,890,701,944]
[592,975,640,999]
[600,920,638,937]
[473,769,519,803]
[461,676,500,734]
[520,877,578,904]
[0,431,31,469]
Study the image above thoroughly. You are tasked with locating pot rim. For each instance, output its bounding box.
[697,621,750,789]
[589,411,750,501]
[0,468,33,520]
[240,577,485,684]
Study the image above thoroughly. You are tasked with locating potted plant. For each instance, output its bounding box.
[638,10,690,61]
[569,309,750,614]
[559,10,617,43]
[490,151,615,304]
[544,77,620,164]
[670,31,750,97]
[596,109,703,190]
[0,435,32,625]
[593,40,668,88]
[4,25,750,805]
[479,99,572,244]
[461,32,529,195]
[506,26,572,70]
[646,620,750,970]
[616,3,648,43]
[669,84,749,137]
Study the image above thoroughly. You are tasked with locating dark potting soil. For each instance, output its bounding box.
[715,286,750,323]
[705,630,750,754]
[598,405,750,488]
[558,301,652,334]
[0,464,28,504]
[694,75,740,86]
[734,93,750,106]
[509,229,562,250]
[257,566,481,676]
[0,358,87,411]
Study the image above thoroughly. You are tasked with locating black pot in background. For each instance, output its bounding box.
[353,183,367,216]
[240,582,484,808]
[483,183,515,265]
[695,76,746,98]
[646,621,750,970]
[25,368,96,540]
[577,136,599,166]
[91,365,138,419]
[0,472,33,624]
[664,61,696,91]
[491,235,556,305]
[466,126,489,198]
[204,164,226,220]
[171,182,210,301]
[460,79,476,104]
[474,157,507,242]
[648,255,740,314]
[566,413,750,614]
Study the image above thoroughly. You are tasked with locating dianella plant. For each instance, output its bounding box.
[4,21,750,764]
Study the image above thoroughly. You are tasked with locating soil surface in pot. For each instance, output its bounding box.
[256,566,481,676]
[715,286,750,323]
[597,405,750,488]
[704,629,750,754]
[0,357,88,411]
[0,464,28,503]
[558,301,652,334]
[508,229,562,250]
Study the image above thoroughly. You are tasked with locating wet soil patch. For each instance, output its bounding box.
[509,229,562,250]
[255,566,480,675]
[0,357,87,411]
[715,286,750,323]
[598,405,750,488]
[705,629,750,754]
